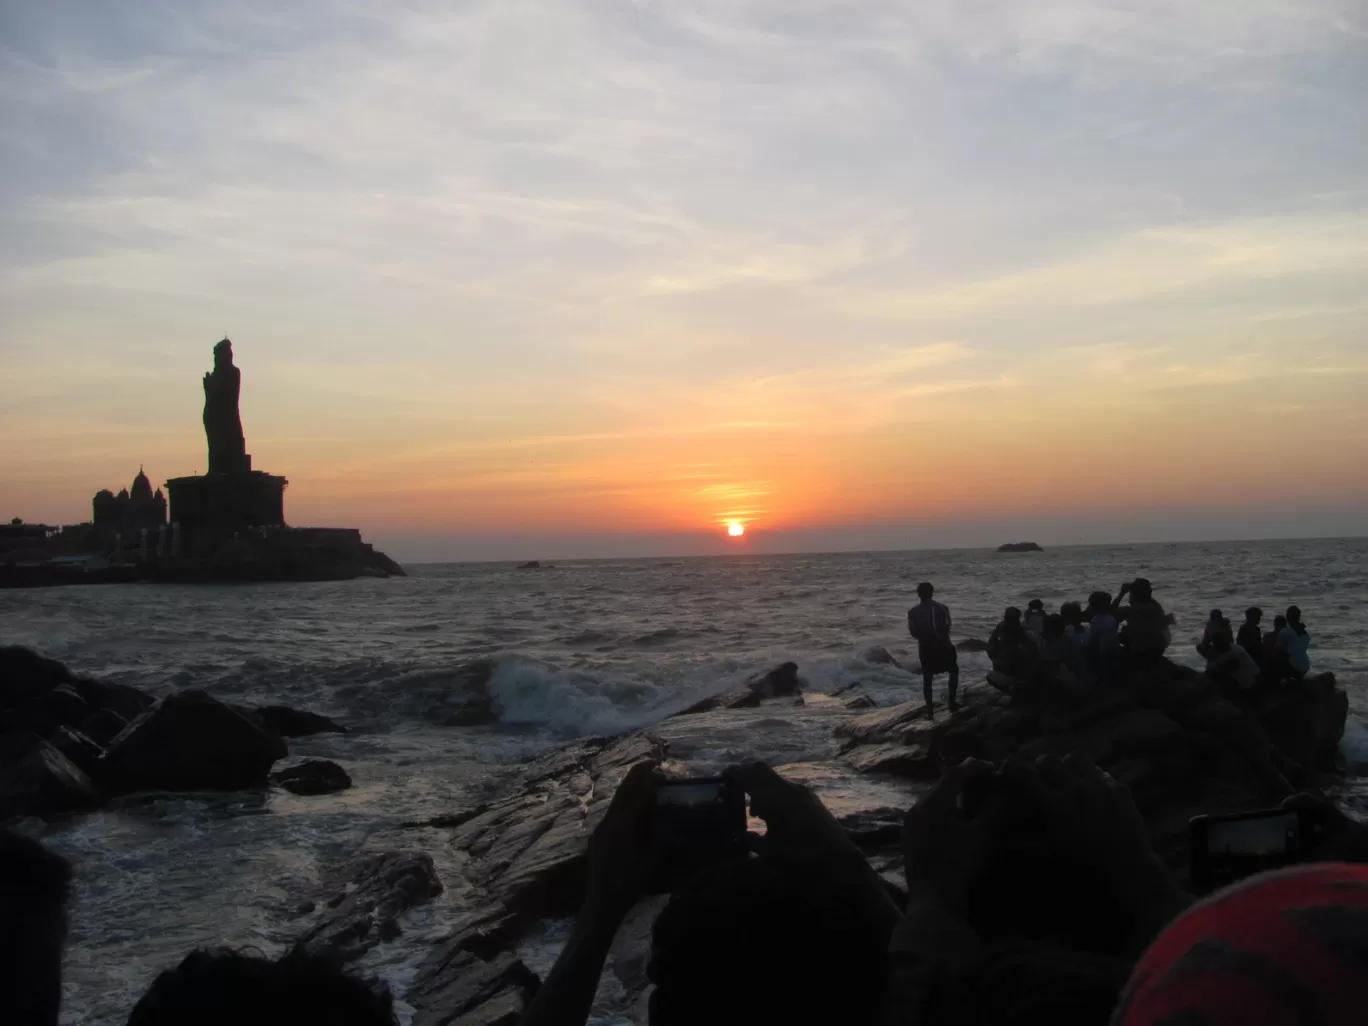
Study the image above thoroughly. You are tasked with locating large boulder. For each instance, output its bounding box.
[0,685,88,735]
[0,646,154,728]
[80,708,129,747]
[1252,673,1347,776]
[102,691,288,794]
[0,735,101,820]
[293,851,443,962]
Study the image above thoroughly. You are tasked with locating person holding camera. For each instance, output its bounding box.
[523,762,900,1026]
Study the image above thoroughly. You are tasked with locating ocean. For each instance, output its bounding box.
[3,538,1367,1024]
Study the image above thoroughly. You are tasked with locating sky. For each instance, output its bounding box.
[2,0,1367,561]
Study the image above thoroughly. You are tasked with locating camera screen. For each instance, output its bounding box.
[1206,813,1299,857]
[656,781,726,807]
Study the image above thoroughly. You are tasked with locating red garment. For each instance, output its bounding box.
[1113,863,1368,1026]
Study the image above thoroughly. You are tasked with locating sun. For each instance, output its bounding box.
[727,520,746,537]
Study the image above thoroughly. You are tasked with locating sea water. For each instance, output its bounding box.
[3,539,1366,1023]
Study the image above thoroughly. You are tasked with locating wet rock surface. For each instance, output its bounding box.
[293,851,444,962]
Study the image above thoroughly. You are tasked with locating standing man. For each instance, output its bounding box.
[908,582,960,717]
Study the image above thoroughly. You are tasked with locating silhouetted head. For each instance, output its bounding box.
[0,829,72,1026]
[916,582,934,601]
[1005,606,1022,622]
[1061,601,1083,625]
[1044,614,1066,639]
[1208,609,1223,623]
[1087,591,1113,613]
[1027,599,1045,612]
[126,950,396,1026]
[1286,605,1302,625]
[1273,615,1288,632]
[649,855,887,1026]
[212,338,233,367]
[1131,578,1153,602]
[1245,607,1262,624]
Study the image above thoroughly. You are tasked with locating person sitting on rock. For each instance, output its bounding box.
[1024,599,1048,639]
[1043,613,1090,687]
[1061,601,1087,635]
[1113,579,1172,659]
[1204,633,1259,696]
[522,762,900,1026]
[1084,591,1122,687]
[988,607,1037,679]
[0,829,71,1026]
[1236,607,1264,664]
[1196,608,1232,659]
[126,949,398,1026]
[1275,605,1312,680]
[908,582,961,716]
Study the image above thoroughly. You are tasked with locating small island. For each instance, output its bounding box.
[997,541,1044,553]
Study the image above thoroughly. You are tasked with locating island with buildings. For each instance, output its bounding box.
[1,339,405,587]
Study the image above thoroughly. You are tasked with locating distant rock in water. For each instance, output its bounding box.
[516,561,542,569]
[997,541,1044,553]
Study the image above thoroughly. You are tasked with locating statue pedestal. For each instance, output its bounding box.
[164,471,288,541]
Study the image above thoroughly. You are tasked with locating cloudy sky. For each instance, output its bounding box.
[2,0,1366,560]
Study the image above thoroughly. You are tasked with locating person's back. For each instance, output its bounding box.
[1237,607,1263,663]
[1117,580,1169,657]
[1276,606,1311,677]
[1024,600,1046,639]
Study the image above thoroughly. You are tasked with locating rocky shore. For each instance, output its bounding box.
[1,645,1350,1024]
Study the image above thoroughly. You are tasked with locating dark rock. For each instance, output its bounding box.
[956,638,990,653]
[0,737,101,820]
[49,725,105,779]
[80,708,129,746]
[845,695,878,710]
[827,681,862,698]
[843,742,937,780]
[408,948,539,1026]
[273,759,352,795]
[0,646,154,729]
[516,561,541,570]
[102,690,288,794]
[677,662,801,715]
[997,542,1043,552]
[860,646,902,667]
[835,699,934,747]
[255,705,347,737]
[1253,673,1346,776]
[293,851,443,962]
[747,661,801,698]
[0,684,89,735]
[68,677,155,722]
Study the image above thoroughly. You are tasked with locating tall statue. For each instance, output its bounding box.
[203,338,249,474]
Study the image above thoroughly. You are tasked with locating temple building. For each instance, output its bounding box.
[92,467,167,532]
[164,338,288,536]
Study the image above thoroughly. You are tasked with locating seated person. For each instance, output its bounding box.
[1276,605,1312,679]
[1236,607,1263,663]
[1204,634,1259,694]
[1042,613,1090,686]
[1024,599,1048,640]
[883,757,1191,1026]
[0,829,71,1026]
[523,762,899,1026]
[1113,578,1172,659]
[1060,601,1087,635]
[988,607,1038,678]
[1196,609,1232,659]
[1084,591,1121,686]
[127,950,397,1026]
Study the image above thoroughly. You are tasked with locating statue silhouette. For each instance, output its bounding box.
[203,339,249,474]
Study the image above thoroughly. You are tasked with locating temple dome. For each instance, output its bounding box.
[131,466,153,502]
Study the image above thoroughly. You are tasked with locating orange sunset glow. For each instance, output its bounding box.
[2,3,1366,561]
